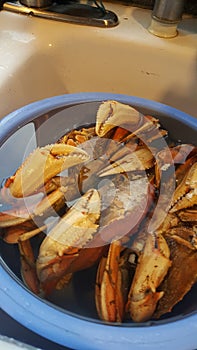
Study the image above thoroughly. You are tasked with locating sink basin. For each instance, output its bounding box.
[0,3,196,119]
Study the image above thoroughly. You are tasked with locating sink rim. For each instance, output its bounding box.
[0,6,196,119]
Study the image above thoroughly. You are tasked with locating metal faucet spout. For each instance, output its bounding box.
[149,0,185,38]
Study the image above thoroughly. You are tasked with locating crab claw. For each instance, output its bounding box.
[96,100,143,137]
[4,144,89,198]
[99,147,154,177]
[36,188,101,294]
[127,232,171,322]
[170,162,197,212]
[154,228,197,319]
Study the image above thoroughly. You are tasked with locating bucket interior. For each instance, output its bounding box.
[0,99,197,326]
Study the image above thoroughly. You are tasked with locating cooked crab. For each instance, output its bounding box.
[1,99,196,326]
[128,155,197,322]
[95,147,197,323]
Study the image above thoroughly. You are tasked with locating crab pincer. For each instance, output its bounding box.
[95,100,144,137]
[36,188,101,294]
[4,144,90,198]
[127,232,171,322]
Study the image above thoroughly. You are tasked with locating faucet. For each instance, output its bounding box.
[148,0,185,38]
[2,0,118,27]
[19,0,52,7]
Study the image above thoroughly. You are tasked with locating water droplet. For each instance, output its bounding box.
[24,301,30,308]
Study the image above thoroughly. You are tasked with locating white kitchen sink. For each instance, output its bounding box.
[0,2,196,119]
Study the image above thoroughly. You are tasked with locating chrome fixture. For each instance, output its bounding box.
[20,0,52,7]
[2,0,119,27]
[149,0,185,38]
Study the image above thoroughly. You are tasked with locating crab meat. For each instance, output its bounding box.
[4,144,89,198]
[18,239,40,295]
[36,189,101,293]
[96,100,143,137]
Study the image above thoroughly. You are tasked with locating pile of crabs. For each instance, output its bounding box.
[0,100,197,323]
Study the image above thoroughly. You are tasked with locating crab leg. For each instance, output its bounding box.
[95,240,136,322]
[0,211,31,228]
[177,209,197,222]
[18,239,40,294]
[2,221,38,244]
[58,126,96,146]
[0,188,66,228]
[96,241,123,322]
[98,147,154,177]
[122,115,167,144]
[154,144,196,189]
